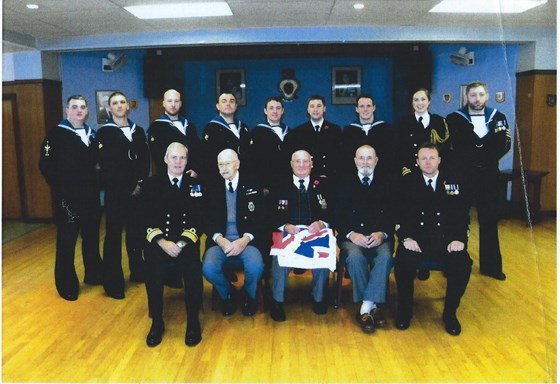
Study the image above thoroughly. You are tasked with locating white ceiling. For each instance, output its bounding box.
[2,0,557,53]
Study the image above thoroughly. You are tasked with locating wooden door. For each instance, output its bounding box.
[2,94,24,219]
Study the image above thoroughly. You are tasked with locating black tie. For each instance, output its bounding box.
[228,181,234,193]
[362,176,370,186]
[314,125,320,133]
[172,177,179,189]
[298,179,306,193]
[427,178,434,192]
[418,116,424,128]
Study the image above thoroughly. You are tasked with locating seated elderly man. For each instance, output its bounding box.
[269,150,332,322]
[202,149,265,317]
[334,145,394,334]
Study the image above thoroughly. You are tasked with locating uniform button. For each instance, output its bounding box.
[421,212,425,215]
[420,222,424,225]
[360,223,364,227]
[437,212,441,215]
[410,133,413,137]
[244,216,247,219]
[437,223,441,226]
[413,143,417,147]
[165,228,169,232]
[322,155,326,158]
[167,214,170,217]
[414,154,418,157]
[166,221,170,224]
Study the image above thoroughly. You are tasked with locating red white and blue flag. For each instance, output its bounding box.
[270,227,337,271]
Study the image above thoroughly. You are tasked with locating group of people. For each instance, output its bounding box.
[39,80,511,348]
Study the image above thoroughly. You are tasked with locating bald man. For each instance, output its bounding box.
[269,150,333,321]
[148,89,202,179]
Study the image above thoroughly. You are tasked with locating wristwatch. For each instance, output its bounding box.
[176,240,187,248]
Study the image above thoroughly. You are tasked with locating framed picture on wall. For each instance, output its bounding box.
[216,69,246,106]
[332,66,361,105]
[95,90,117,124]
[460,84,468,108]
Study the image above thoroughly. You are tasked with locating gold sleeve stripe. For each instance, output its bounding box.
[146,228,163,242]
[402,167,412,176]
[181,228,198,243]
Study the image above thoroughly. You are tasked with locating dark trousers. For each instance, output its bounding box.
[144,242,203,326]
[394,243,472,319]
[54,198,102,296]
[102,191,145,293]
[471,168,503,275]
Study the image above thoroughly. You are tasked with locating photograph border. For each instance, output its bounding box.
[216,69,246,106]
[95,90,117,124]
[331,66,362,105]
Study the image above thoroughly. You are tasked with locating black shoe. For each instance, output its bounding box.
[417,269,430,281]
[105,289,125,300]
[481,271,506,281]
[293,268,306,275]
[146,322,164,347]
[185,321,202,347]
[371,307,387,328]
[270,299,286,322]
[242,295,257,317]
[59,291,78,301]
[395,309,411,330]
[312,300,327,315]
[356,310,375,334]
[443,314,462,336]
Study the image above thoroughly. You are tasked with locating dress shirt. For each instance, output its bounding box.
[292,175,310,190]
[422,171,439,191]
[414,112,430,128]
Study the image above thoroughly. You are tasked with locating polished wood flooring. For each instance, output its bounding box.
[2,212,557,382]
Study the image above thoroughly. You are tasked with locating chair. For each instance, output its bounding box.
[210,264,266,313]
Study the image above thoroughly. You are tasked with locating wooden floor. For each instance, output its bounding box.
[2,212,557,383]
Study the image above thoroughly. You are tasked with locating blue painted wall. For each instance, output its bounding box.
[183,57,393,129]
[59,42,518,170]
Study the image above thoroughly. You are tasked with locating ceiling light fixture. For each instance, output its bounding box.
[26,4,39,9]
[353,3,365,10]
[429,0,548,14]
[124,2,233,19]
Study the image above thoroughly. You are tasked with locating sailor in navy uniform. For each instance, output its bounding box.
[39,95,103,301]
[342,94,397,180]
[148,89,202,178]
[284,95,342,181]
[96,92,150,299]
[397,88,450,178]
[394,143,472,336]
[269,150,333,322]
[202,93,251,183]
[446,81,511,281]
[249,96,292,196]
[141,142,204,347]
